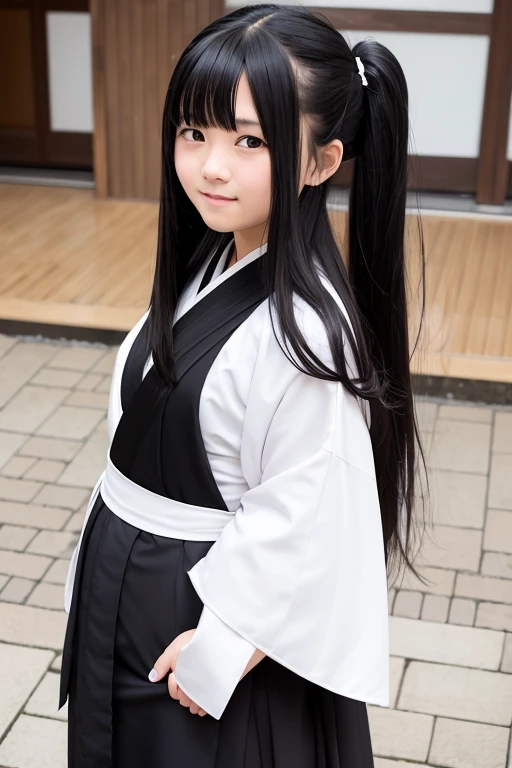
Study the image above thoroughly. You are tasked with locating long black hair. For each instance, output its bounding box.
[148,3,430,587]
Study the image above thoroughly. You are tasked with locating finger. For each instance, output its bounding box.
[178,690,193,708]
[167,671,180,700]
[149,642,178,683]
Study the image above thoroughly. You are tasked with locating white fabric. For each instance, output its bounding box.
[63,237,389,721]
[101,453,235,539]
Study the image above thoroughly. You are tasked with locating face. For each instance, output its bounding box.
[174,72,271,247]
[173,70,343,257]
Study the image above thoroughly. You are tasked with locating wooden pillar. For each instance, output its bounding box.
[476,0,512,205]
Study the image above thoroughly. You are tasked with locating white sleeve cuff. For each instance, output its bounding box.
[173,604,256,720]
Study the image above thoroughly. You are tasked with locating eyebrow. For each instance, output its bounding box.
[178,116,262,130]
[235,117,261,128]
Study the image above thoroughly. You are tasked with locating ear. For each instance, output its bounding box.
[308,140,344,186]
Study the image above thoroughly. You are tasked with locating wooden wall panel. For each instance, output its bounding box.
[91,0,221,200]
[476,0,512,205]
[92,2,512,204]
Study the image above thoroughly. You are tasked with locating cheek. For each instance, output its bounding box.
[173,144,195,189]
[241,155,271,200]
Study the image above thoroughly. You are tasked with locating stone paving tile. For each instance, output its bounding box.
[0,525,38,551]
[438,404,493,423]
[476,602,512,632]
[51,653,63,672]
[0,642,54,738]
[482,552,512,579]
[95,373,112,393]
[63,510,85,532]
[493,412,512,453]
[374,761,434,768]
[389,657,405,709]
[45,345,107,372]
[502,633,512,672]
[367,705,433,762]
[0,713,67,767]
[0,334,18,358]
[414,400,437,433]
[456,573,512,603]
[36,404,105,441]
[395,565,455,596]
[428,419,491,474]
[25,530,77,559]
[0,550,52,580]
[75,372,104,391]
[58,429,109,488]
[0,342,58,409]
[0,455,36,478]
[0,577,36,603]
[65,390,109,409]
[398,661,512,725]
[421,594,450,623]
[429,716,509,768]
[489,453,512,510]
[31,367,84,388]
[429,468,487,529]
[24,671,67,721]
[389,616,504,670]
[0,574,8,590]
[0,500,72,530]
[484,508,512,553]
[0,385,69,434]
[0,603,67,649]
[393,590,422,619]
[90,347,118,375]
[0,476,43,503]
[416,524,482,572]
[31,483,89,510]
[42,558,70,585]
[0,432,27,472]
[27,582,64,610]
[448,597,476,626]
[18,435,82,462]
[24,459,65,483]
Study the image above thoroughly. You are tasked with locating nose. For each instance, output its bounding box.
[201,148,231,182]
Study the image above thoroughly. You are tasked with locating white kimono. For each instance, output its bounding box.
[64,237,390,720]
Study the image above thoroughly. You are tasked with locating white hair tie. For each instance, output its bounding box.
[355,56,368,87]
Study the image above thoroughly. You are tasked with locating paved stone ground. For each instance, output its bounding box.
[0,331,511,768]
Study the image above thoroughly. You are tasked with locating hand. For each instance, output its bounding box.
[148,629,208,716]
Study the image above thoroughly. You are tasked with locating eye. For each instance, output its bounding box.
[177,127,266,149]
[238,136,267,149]
[178,128,204,142]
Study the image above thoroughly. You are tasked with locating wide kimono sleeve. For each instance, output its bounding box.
[173,299,390,720]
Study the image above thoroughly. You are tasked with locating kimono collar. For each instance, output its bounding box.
[175,237,268,325]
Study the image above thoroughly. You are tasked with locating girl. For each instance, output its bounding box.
[59,4,428,766]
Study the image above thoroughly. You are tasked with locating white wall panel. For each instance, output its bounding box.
[46,11,93,133]
[226,1,494,13]
[340,31,489,157]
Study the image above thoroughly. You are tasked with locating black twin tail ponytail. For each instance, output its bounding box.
[349,40,430,587]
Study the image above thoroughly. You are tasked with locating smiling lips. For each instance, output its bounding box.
[201,192,236,200]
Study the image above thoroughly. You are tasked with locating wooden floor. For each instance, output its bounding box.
[1,183,511,384]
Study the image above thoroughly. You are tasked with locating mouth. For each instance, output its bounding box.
[200,191,236,201]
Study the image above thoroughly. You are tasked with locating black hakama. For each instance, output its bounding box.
[59,247,375,767]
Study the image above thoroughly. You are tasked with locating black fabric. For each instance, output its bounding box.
[59,252,375,767]
[111,255,268,481]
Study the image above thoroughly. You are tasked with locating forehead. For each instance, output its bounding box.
[179,70,261,130]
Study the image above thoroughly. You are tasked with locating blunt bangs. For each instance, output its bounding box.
[169,25,299,152]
